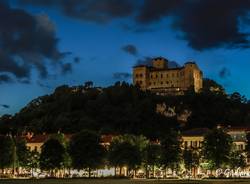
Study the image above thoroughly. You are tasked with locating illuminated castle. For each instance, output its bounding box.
[133,57,203,95]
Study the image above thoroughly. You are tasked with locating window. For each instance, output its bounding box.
[160,82,163,85]
[161,74,163,78]
[156,74,158,78]
[166,74,169,78]
[140,74,143,77]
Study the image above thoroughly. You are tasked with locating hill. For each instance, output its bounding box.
[0,79,250,138]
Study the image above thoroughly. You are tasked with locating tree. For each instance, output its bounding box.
[84,81,93,89]
[229,150,246,169]
[160,130,182,176]
[16,138,29,173]
[183,148,200,178]
[0,135,15,173]
[202,78,225,95]
[68,130,105,177]
[143,143,161,178]
[26,150,40,177]
[203,128,232,169]
[246,132,250,159]
[230,92,247,104]
[108,137,142,177]
[49,133,72,175]
[39,138,66,176]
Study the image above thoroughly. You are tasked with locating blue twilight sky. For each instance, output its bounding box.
[1,0,250,115]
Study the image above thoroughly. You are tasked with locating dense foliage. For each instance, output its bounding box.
[0,79,250,138]
[203,128,233,168]
[68,130,105,173]
[40,138,66,172]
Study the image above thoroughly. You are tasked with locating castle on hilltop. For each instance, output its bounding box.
[133,57,203,95]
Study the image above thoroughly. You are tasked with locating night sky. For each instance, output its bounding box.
[1,0,250,115]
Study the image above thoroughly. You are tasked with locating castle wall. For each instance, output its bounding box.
[133,58,203,95]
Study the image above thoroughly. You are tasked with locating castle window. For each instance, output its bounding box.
[140,74,143,77]
[156,74,158,78]
[150,75,153,79]
[166,81,169,84]
[160,82,163,85]
[161,74,163,78]
[136,74,139,78]
[149,82,151,85]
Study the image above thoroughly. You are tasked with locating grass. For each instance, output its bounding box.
[1,179,250,184]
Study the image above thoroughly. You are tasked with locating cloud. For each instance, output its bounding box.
[20,0,136,23]
[0,2,73,84]
[61,63,72,74]
[0,104,10,109]
[0,74,13,83]
[136,0,182,24]
[74,57,81,63]
[113,72,132,80]
[121,44,138,56]
[20,0,250,50]
[137,0,250,50]
[219,67,231,79]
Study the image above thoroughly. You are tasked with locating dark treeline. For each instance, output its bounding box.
[0,79,250,137]
[0,129,248,178]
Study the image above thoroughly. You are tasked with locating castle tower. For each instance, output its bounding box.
[133,65,149,90]
[152,57,168,69]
